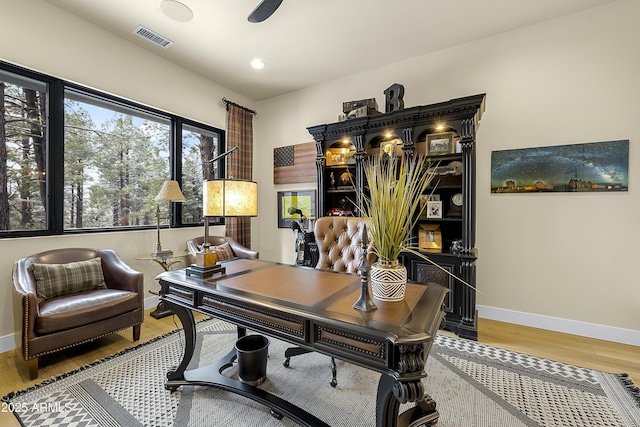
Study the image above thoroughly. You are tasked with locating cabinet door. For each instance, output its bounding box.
[411,259,456,313]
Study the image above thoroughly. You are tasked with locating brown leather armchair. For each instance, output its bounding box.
[285,216,374,386]
[186,235,259,264]
[12,248,144,379]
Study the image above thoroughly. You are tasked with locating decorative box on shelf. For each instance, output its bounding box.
[342,98,378,113]
[346,106,380,119]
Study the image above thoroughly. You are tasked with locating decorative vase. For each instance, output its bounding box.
[340,171,354,186]
[370,260,407,301]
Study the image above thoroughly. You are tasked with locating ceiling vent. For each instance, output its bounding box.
[132,25,174,49]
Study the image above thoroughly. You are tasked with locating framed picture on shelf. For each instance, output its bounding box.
[420,194,440,218]
[277,190,316,228]
[326,148,348,166]
[426,200,443,218]
[419,224,442,253]
[380,138,401,160]
[427,132,454,155]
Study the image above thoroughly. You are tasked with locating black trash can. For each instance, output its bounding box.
[235,334,270,386]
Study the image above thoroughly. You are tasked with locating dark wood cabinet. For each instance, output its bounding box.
[308,94,485,340]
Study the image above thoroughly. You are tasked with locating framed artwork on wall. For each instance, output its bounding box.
[491,139,629,193]
[273,142,316,184]
[277,190,316,228]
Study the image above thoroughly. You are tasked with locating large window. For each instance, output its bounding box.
[181,123,222,225]
[64,91,172,230]
[0,61,224,237]
[0,70,48,233]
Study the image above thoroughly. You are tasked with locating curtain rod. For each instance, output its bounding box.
[222,97,257,115]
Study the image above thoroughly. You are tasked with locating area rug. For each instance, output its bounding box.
[3,318,639,427]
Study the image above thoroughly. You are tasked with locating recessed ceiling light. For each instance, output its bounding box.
[160,0,193,23]
[250,58,266,69]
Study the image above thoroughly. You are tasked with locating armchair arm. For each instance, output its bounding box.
[186,239,200,265]
[225,236,259,259]
[97,249,144,294]
[12,259,40,354]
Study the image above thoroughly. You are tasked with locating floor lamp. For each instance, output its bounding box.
[152,180,186,259]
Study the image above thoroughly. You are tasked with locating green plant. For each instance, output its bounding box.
[360,155,436,262]
[359,154,476,290]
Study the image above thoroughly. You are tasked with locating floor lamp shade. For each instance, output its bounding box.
[203,179,258,217]
[155,180,186,202]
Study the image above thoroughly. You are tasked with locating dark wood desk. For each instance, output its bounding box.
[158,259,447,427]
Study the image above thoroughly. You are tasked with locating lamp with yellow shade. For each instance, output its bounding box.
[186,178,258,278]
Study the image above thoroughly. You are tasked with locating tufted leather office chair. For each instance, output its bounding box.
[313,216,375,273]
[284,216,374,386]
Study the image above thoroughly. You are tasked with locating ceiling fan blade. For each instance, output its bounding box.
[248,0,283,23]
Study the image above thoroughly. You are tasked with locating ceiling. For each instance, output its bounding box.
[44,0,617,102]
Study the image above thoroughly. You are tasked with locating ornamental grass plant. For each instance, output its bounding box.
[360,154,437,262]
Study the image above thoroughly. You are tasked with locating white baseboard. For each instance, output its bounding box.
[0,296,164,354]
[145,295,160,310]
[0,332,15,355]
[478,305,640,347]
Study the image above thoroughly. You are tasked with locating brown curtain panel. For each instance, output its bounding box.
[225,103,254,248]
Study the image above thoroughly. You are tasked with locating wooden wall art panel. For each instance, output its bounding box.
[273,141,316,184]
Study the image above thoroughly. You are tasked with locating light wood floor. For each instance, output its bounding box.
[1,311,637,426]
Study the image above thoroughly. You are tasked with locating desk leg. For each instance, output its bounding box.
[149,260,182,319]
[164,302,196,388]
[376,374,439,427]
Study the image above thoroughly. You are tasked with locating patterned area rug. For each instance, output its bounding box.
[3,319,639,427]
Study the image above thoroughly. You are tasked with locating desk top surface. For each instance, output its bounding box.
[158,259,447,340]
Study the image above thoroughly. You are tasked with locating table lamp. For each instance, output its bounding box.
[152,180,186,258]
[186,178,258,278]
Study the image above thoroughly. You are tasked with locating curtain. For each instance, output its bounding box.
[225,103,254,248]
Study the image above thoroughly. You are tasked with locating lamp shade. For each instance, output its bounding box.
[203,179,258,217]
[155,180,186,202]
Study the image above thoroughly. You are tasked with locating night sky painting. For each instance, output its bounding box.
[491,140,629,193]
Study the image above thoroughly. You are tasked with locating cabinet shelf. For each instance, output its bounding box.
[425,153,462,161]
[326,188,355,194]
[418,217,463,223]
[326,164,354,170]
[427,185,462,191]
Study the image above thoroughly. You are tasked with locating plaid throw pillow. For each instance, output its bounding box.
[213,242,235,261]
[32,257,108,302]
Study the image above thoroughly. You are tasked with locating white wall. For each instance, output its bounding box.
[254,0,640,345]
[0,0,256,351]
[1,0,638,351]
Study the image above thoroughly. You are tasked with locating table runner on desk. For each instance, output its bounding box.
[216,264,357,306]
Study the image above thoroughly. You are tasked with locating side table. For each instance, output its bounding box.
[136,251,187,319]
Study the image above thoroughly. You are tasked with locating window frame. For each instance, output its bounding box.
[0,60,225,238]
[174,117,227,228]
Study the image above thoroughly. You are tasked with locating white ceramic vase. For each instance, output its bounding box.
[370,260,407,302]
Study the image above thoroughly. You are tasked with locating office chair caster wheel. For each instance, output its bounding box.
[283,357,291,368]
[270,410,284,420]
[330,378,337,388]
